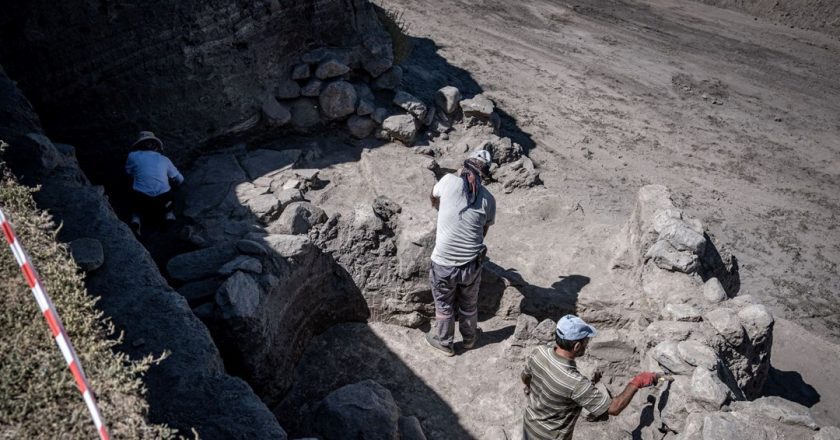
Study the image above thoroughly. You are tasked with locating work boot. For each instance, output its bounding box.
[425,331,454,357]
[463,328,483,350]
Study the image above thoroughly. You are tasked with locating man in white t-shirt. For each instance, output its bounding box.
[426,149,496,356]
[125,131,184,236]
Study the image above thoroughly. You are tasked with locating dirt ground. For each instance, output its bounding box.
[373,0,840,428]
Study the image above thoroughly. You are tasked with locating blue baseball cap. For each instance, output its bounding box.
[555,315,598,341]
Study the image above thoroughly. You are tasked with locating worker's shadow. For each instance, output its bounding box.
[482,260,589,321]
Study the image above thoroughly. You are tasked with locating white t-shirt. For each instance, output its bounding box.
[431,173,496,267]
[125,150,184,197]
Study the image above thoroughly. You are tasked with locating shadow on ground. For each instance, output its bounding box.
[762,366,821,408]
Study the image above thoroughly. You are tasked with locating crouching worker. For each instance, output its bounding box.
[521,314,659,440]
[125,131,184,236]
[425,149,496,356]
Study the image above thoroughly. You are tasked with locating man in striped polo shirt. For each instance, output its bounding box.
[521,315,658,440]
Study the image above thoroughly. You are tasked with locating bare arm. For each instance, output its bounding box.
[607,384,640,416]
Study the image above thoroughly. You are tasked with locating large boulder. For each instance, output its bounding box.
[435,86,462,114]
[347,115,377,139]
[319,81,358,120]
[372,66,403,90]
[314,380,400,440]
[393,91,428,120]
[381,114,418,144]
[215,271,262,320]
[268,202,327,235]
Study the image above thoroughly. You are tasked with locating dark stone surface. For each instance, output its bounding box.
[0,0,390,169]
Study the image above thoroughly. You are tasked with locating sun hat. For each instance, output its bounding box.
[131,131,163,150]
[555,314,598,341]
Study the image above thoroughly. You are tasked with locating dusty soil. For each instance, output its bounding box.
[374,0,840,429]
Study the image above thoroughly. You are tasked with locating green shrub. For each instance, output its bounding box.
[0,142,179,439]
[375,5,415,64]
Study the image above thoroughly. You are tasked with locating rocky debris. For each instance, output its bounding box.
[23,132,62,171]
[290,98,322,130]
[677,340,719,370]
[276,79,302,100]
[244,193,283,223]
[381,114,419,144]
[313,380,400,440]
[399,416,427,440]
[652,340,694,374]
[663,303,702,322]
[216,271,262,320]
[291,63,310,80]
[393,91,428,121]
[319,81,358,120]
[177,278,222,307]
[493,155,540,193]
[218,255,263,276]
[315,59,351,79]
[167,243,238,282]
[460,94,495,117]
[738,304,774,343]
[435,86,462,114]
[504,314,555,359]
[690,367,730,410]
[69,237,104,272]
[372,196,402,220]
[347,115,377,139]
[301,79,323,97]
[240,149,301,180]
[372,107,390,124]
[816,426,840,440]
[357,98,375,116]
[705,308,745,346]
[703,277,727,303]
[731,396,818,429]
[268,202,327,235]
[372,66,403,90]
[361,35,394,77]
[644,320,697,349]
[237,239,268,256]
[262,96,292,127]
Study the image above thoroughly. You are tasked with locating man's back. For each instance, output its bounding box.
[431,173,495,267]
[126,150,182,197]
[523,345,610,440]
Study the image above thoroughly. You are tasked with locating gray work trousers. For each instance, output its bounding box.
[430,258,482,347]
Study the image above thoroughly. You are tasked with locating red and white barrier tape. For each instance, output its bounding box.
[0,207,110,440]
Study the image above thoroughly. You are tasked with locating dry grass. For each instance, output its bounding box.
[0,142,179,439]
[375,5,415,64]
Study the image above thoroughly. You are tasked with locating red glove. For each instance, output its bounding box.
[630,372,657,388]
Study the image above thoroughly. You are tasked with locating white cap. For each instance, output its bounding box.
[469,148,492,164]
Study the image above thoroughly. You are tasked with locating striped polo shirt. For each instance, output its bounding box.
[522,344,610,440]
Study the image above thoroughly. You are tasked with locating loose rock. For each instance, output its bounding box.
[315,59,350,79]
[435,86,462,114]
[215,271,261,320]
[460,94,495,118]
[393,90,428,120]
[291,63,310,80]
[218,255,263,276]
[381,114,418,144]
[347,115,377,138]
[301,78,323,97]
[69,237,104,272]
[678,340,719,370]
[268,202,327,235]
[372,66,403,90]
[703,278,727,303]
[314,380,400,440]
[319,81,358,120]
[261,96,291,126]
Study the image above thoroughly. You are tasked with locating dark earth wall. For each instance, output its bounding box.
[0,0,386,167]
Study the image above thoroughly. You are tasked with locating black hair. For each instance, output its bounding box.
[555,333,581,351]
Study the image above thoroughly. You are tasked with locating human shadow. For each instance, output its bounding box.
[761,366,821,408]
[484,261,588,321]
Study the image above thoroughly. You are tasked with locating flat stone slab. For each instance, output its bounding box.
[240,149,302,180]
